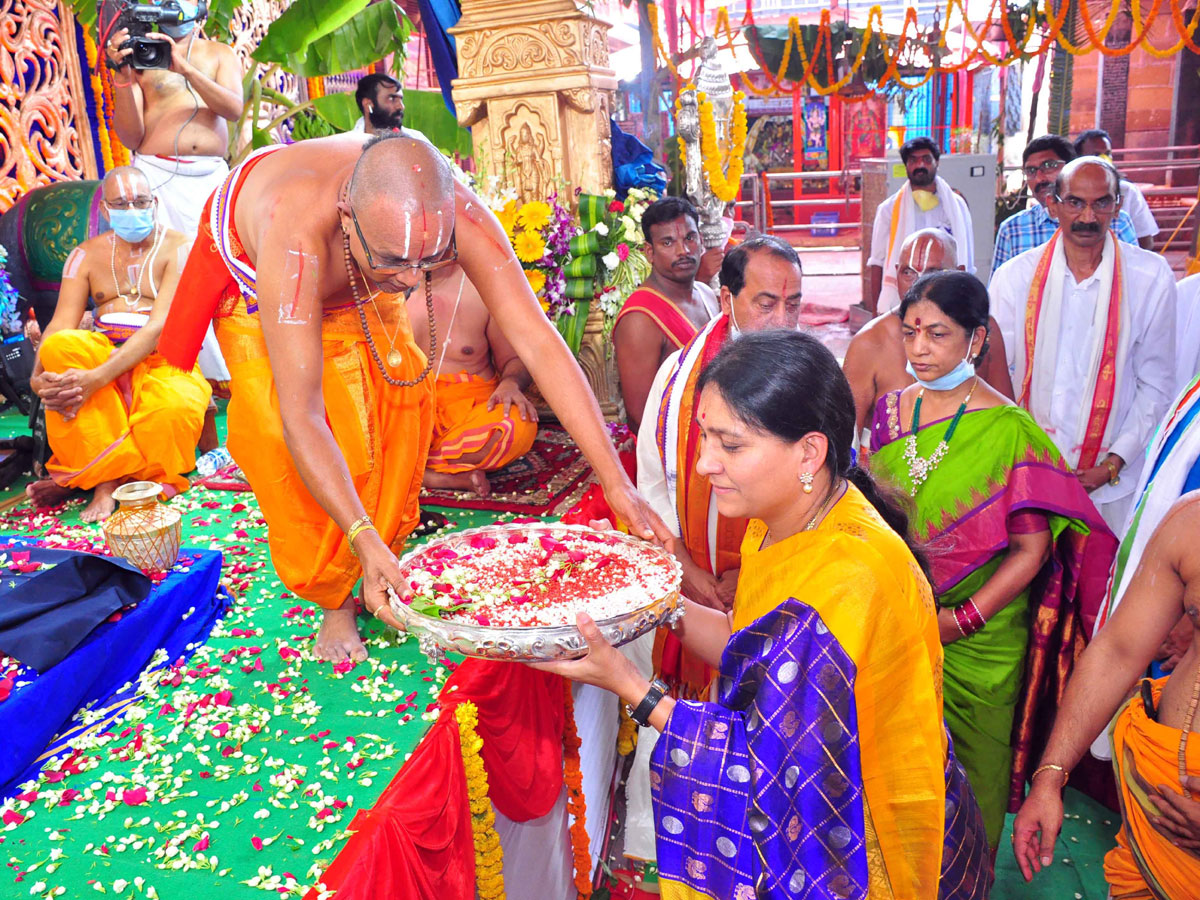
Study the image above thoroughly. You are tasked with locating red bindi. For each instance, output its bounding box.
[914,317,922,326]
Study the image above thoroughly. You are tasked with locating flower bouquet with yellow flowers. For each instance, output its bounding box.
[487,190,579,328]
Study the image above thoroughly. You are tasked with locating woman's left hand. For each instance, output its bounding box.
[530,612,644,698]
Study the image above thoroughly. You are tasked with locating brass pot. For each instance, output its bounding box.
[101,481,183,574]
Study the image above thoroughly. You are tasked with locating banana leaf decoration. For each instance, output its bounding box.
[555,193,610,353]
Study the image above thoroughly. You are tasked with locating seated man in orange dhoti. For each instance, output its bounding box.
[26,167,211,522]
[409,265,538,497]
[157,132,668,664]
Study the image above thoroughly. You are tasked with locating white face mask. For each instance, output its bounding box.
[729,302,743,339]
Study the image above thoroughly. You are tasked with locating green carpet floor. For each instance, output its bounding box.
[0,403,1122,898]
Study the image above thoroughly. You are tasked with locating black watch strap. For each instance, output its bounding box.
[630,678,669,727]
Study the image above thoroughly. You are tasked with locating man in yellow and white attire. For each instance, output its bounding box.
[866,136,975,314]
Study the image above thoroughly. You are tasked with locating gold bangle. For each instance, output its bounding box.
[1031,763,1068,786]
[346,517,376,556]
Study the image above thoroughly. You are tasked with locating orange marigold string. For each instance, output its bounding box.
[456,702,506,900]
[83,28,116,172]
[563,680,591,900]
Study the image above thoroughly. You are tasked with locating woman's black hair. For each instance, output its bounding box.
[696,330,929,576]
[898,270,991,364]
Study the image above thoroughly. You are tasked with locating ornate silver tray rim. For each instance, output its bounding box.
[389,522,684,663]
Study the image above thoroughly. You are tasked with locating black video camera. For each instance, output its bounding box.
[112,0,208,70]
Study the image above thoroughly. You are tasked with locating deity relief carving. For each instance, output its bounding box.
[458,22,580,80]
[500,105,555,205]
[587,23,610,67]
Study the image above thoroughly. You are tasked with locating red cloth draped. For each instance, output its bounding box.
[308,715,475,900]
[305,660,567,900]
[439,660,566,822]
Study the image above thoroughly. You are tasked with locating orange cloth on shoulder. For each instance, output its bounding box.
[1104,677,1200,899]
[41,329,210,495]
[426,371,536,474]
[215,296,433,611]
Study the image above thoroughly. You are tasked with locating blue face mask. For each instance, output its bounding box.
[906,354,976,392]
[108,206,156,243]
[162,1,199,38]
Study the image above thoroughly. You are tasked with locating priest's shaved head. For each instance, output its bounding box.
[339,132,455,292]
[897,228,960,300]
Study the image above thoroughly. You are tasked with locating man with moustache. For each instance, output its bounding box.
[1074,128,1158,250]
[866,136,975,313]
[990,157,1177,532]
[612,197,718,432]
[991,135,1139,271]
[351,73,430,144]
[844,228,1014,439]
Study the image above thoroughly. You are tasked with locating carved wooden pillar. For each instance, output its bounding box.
[451,0,622,419]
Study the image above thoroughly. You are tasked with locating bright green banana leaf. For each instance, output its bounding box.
[253,1,412,79]
[311,93,360,132]
[252,0,369,62]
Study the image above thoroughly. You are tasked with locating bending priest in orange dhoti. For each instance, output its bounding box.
[27,166,210,523]
[411,265,538,497]
[157,132,668,665]
[1013,492,1200,900]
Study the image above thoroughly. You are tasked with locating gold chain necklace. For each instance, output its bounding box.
[352,259,406,368]
[804,478,845,531]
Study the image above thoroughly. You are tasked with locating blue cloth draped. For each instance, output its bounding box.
[611,118,667,198]
[0,543,228,797]
[417,0,462,114]
[650,598,991,899]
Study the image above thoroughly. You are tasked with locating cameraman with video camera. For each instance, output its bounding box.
[103,1,243,238]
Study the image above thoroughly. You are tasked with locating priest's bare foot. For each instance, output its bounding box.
[422,469,491,497]
[25,478,73,509]
[198,403,219,453]
[80,481,119,523]
[314,596,368,664]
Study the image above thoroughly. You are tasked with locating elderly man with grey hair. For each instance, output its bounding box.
[845,227,1014,438]
[990,157,1177,533]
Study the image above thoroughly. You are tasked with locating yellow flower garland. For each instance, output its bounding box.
[456,702,505,900]
[616,704,638,757]
[697,91,747,204]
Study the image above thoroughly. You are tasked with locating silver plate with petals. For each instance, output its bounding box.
[388,522,684,663]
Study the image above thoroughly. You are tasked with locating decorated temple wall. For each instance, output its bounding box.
[0,1,97,212]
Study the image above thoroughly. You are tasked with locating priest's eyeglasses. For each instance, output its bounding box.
[104,197,155,210]
[349,204,458,275]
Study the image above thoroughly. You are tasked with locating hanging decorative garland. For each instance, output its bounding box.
[697,90,747,203]
[563,681,592,900]
[648,0,1200,100]
[455,702,506,900]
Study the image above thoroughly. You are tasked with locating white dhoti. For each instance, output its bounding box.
[133,153,231,382]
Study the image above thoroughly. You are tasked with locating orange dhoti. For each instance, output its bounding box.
[425,372,536,474]
[40,330,211,495]
[215,297,434,610]
[1104,677,1200,899]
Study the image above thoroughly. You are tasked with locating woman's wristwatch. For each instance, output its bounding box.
[629,678,670,727]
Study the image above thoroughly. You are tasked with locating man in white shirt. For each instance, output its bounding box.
[990,157,1177,533]
[350,73,430,144]
[1177,273,1200,394]
[1074,129,1159,250]
[866,136,975,313]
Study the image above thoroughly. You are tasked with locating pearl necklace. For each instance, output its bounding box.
[342,233,437,388]
[903,378,978,495]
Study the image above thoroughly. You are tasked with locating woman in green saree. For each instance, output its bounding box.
[868,271,1117,848]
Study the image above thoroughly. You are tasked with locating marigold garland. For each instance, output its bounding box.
[616,704,638,757]
[651,0,1200,101]
[83,28,116,173]
[697,91,746,204]
[455,702,506,900]
[563,681,591,900]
